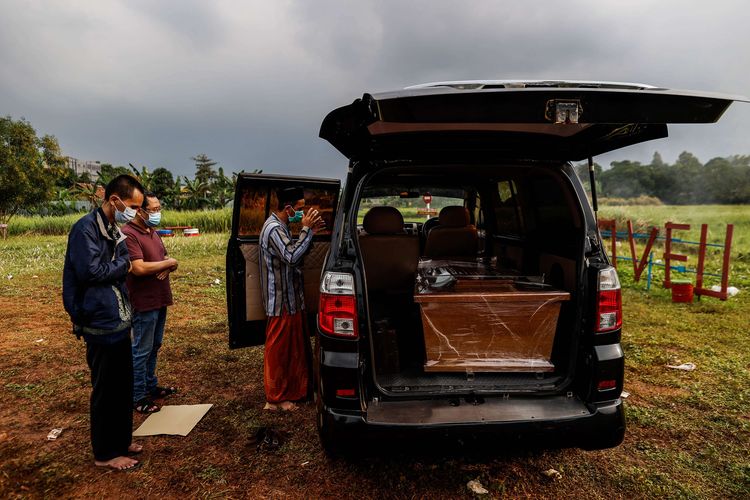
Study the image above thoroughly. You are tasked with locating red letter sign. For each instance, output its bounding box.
[695,224,734,301]
[663,222,690,289]
[627,221,659,282]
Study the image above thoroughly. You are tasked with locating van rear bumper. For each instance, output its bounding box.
[321,397,625,450]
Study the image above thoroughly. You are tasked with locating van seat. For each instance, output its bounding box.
[359,206,419,292]
[424,206,478,258]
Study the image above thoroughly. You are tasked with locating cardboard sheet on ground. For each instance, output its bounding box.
[133,404,213,437]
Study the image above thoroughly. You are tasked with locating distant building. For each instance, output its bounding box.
[66,157,101,178]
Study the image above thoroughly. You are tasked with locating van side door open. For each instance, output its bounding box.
[227,173,340,348]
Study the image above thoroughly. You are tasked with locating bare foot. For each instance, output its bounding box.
[278,401,298,412]
[95,456,139,470]
[263,402,279,411]
[128,443,143,454]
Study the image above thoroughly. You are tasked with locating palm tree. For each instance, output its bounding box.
[181,176,210,210]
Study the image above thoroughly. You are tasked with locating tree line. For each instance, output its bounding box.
[4,115,750,225]
[1,116,260,224]
[575,152,750,204]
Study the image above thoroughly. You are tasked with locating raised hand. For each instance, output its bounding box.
[301,208,323,230]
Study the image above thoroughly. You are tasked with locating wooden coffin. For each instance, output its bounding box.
[415,263,570,373]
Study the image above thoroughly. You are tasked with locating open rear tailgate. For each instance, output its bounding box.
[320,82,745,161]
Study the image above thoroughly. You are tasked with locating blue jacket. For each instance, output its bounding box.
[62,208,132,338]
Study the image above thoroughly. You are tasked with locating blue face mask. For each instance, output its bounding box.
[146,212,161,227]
[285,205,304,223]
[114,198,137,224]
[288,210,304,223]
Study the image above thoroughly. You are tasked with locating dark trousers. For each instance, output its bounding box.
[86,335,134,461]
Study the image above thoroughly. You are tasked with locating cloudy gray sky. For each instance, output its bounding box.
[1,0,749,178]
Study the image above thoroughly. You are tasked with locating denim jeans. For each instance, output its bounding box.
[131,307,167,403]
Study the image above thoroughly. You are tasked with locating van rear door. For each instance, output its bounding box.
[227,173,340,348]
[319,81,746,161]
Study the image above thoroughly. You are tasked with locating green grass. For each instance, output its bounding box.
[1,206,749,498]
[5,208,232,236]
[599,205,750,261]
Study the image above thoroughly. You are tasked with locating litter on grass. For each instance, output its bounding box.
[47,428,63,441]
[666,362,696,371]
[467,479,489,495]
[542,468,563,480]
[133,404,212,436]
[621,390,630,399]
[710,285,739,297]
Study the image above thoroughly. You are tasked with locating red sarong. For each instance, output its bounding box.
[264,311,310,404]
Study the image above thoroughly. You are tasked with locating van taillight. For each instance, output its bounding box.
[596,266,622,332]
[318,272,358,338]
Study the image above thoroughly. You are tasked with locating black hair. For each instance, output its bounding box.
[142,191,158,209]
[105,174,145,201]
[276,187,304,210]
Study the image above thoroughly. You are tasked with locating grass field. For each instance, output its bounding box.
[0,206,748,498]
[4,208,233,236]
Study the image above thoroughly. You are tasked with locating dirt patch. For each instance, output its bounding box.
[1,270,749,498]
[625,379,690,407]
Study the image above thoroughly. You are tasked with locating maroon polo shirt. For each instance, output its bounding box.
[122,222,174,313]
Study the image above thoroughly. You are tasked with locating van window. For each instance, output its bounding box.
[238,185,336,238]
[272,187,337,237]
[357,194,465,224]
[494,180,522,236]
[238,185,268,237]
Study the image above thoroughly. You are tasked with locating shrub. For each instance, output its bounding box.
[599,195,663,206]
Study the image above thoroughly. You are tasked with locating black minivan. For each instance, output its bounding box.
[227,81,741,453]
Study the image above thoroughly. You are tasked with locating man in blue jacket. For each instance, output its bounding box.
[62,175,145,471]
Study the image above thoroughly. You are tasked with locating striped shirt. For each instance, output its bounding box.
[259,213,314,317]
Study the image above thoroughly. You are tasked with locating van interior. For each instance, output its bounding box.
[356,164,585,396]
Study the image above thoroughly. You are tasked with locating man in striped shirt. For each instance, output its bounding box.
[259,187,324,411]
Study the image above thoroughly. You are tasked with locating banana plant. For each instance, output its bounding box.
[130,163,154,191]
[181,176,210,210]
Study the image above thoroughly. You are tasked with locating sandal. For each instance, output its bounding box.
[133,398,160,414]
[254,427,281,452]
[149,386,178,399]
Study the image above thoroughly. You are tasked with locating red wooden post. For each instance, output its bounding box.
[663,222,690,289]
[720,224,734,299]
[694,224,733,301]
[627,221,659,282]
[598,218,617,268]
[695,224,708,296]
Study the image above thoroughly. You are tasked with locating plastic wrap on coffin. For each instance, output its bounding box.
[417,291,569,373]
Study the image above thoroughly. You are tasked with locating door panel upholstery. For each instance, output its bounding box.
[240,244,266,321]
[242,240,329,321]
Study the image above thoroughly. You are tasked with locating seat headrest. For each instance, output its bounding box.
[363,206,405,235]
[438,206,470,228]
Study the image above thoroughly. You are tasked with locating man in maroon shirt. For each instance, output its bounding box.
[122,193,178,413]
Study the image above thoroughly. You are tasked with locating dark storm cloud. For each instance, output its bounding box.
[0,1,748,179]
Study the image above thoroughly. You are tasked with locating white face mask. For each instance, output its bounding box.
[113,198,137,224]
